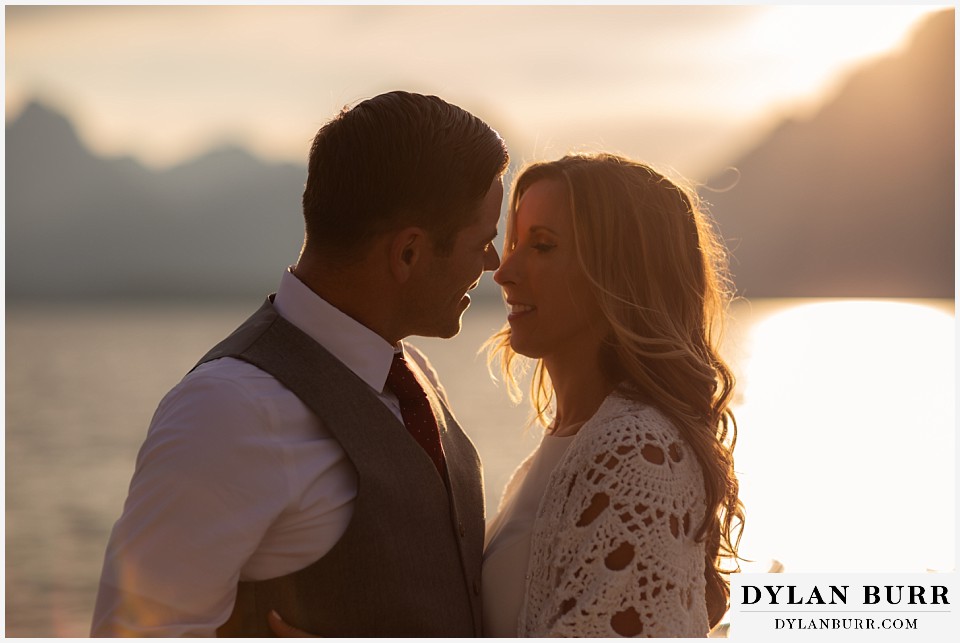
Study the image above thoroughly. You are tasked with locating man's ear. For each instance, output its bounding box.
[388,227,428,283]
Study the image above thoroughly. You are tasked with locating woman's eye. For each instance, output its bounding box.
[533,243,556,252]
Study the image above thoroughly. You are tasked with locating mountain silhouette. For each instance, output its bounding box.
[702,9,954,297]
[5,9,954,300]
[5,103,307,300]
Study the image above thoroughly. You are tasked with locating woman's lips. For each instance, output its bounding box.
[506,302,536,321]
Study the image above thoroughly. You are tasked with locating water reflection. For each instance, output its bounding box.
[731,300,955,573]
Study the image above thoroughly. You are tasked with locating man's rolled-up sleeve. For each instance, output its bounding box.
[91,373,291,637]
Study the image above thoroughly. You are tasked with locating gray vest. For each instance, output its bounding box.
[196,298,485,637]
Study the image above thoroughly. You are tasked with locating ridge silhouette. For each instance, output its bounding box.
[6,10,953,300]
[703,9,953,297]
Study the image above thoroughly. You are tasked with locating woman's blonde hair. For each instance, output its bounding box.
[486,153,745,627]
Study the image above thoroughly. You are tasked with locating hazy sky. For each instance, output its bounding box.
[5,3,946,179]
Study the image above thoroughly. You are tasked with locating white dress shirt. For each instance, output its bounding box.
[91,269,446,637]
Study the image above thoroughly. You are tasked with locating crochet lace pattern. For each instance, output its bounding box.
[509,392,709,637]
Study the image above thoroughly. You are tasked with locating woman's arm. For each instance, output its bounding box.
[522,407,710,637]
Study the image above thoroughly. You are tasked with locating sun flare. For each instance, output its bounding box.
[742,6,941,110]
[732,300,955,573]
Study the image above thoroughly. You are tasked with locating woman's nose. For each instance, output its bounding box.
[493,250,514,286]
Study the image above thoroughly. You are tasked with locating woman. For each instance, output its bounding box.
[480,153,744,637]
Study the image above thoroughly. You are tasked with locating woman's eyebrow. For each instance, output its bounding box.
[528,225,559,235]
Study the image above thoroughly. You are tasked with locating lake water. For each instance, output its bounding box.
[4,297,955,637]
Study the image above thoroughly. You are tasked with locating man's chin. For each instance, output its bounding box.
[435,316,464,339]
[411,298,471,339]
[436,297,471,337]
[412,313,464,340]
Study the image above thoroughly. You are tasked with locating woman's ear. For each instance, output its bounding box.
[388,227,427,283]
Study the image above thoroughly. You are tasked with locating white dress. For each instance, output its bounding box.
[482,434,575,637]
[481,391,710,638]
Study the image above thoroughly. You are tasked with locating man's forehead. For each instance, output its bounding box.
[462,217,498,241]
[470,185,503,228]
[449,177,500,241]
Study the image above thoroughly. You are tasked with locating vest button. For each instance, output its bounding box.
[458,520,465,538]
[473,578,481,595]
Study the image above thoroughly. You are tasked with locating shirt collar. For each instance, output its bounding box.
[273,268,397,393]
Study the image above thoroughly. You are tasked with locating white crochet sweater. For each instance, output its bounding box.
[502,391,710,637]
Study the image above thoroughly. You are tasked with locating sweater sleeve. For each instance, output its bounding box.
[520,402,710,638]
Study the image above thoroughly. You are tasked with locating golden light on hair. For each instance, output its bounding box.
[486,153,745,626]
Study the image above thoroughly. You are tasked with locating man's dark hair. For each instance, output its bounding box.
[301,91,509,261]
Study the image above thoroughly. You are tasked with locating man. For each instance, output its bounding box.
[91,91,509,637]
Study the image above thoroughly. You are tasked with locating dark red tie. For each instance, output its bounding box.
[386,352,448,481]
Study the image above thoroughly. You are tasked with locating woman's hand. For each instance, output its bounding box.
[267,610,318,637]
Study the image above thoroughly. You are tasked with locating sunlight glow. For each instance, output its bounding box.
[4,6,945,172]
[742,6,940,112]
[732,300,955,573]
